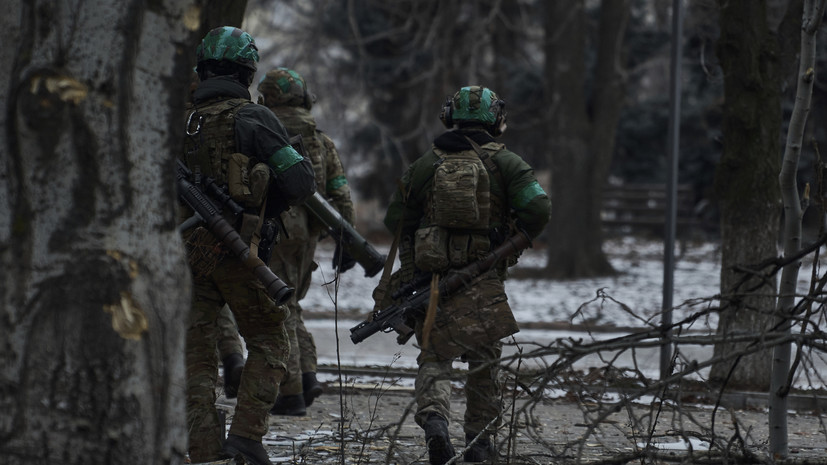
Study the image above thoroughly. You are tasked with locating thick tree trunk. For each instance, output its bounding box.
[201,0,248,36]
[544,0,629,278]
[709,0,783,390]
[0,1,194,463]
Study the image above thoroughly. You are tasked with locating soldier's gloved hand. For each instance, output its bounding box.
[333,243,357,273]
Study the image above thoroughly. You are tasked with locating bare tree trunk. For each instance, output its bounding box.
[0,1,193,463]
[770,1,825,457]
[201,0,248,36]
[544,0,630,278]
[709,0,784,390]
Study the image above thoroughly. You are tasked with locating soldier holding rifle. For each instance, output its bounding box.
[373,86,550,465]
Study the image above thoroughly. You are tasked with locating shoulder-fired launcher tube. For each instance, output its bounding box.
[304,192,386,277]
[176,160,294,305]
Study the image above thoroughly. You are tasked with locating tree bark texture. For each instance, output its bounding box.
[544,0,630,278]
[710,0,784,390]
[200,0,248,37]
[1,1,196,463]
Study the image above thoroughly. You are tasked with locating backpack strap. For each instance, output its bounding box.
[371,179,412,313]
[463,135,509,227]
[462,135,505,190]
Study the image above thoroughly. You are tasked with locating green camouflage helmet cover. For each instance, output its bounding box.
[257,67,312,109]
[196,26,259,71]
[450,85,502,125]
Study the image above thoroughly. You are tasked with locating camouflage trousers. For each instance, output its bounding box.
[414,342,504,437]
[413,274,512,437]
[269,237,319,396]
[217,304,243,360]
[186,255,290,463]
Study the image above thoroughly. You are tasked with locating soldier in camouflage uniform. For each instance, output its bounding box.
[256,67,356,416]
[382,86,550,464]
[181,27,316,465]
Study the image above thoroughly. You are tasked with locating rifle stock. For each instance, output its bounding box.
[176,159,294,305]
[349,230,532,344]
[304,192,386,277]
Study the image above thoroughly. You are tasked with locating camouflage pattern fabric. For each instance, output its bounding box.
[381,120,550,450]
[184,60,314,462]
[257,67,311,109]
[268,233,319,396]
[414,336,504,438]
[259,91,354,398]
[216,304,243,360]
[412,273,510,438]
[449,86,501,125]
[186,255,289,462]
[196,26,259,71]
[420,271,517,360]
[269,106,354,226]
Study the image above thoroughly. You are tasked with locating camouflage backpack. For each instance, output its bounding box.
[414,146,494,272]
[431,147,490,229]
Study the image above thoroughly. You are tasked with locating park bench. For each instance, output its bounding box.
[601,182,707,236]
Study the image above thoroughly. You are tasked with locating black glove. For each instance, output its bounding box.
[333,242,357,273]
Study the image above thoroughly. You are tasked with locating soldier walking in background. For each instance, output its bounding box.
[380,86,550,464]
[257,67,356,416]
[180,27,315,465]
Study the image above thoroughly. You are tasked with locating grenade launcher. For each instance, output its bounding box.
[305,192,386,277]
[176,159,294,305]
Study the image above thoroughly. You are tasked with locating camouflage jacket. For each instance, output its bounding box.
[267,105,355,234]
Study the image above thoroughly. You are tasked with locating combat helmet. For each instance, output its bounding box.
[257,67,314,109]
[440,85,507,136]
[196,26,259,70]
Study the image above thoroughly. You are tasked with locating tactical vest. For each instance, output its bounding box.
[414,143,506,272]
[183,97,270,211]
[181,98,268,274]
[184,98,250,186]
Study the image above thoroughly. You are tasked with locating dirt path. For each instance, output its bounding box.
[215,384,827,464]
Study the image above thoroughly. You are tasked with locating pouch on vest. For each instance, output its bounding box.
[227,152,270,209]
[431,150,490,229]
[279,205,311,244]
[414,225,449,271]
[447,233,491,268]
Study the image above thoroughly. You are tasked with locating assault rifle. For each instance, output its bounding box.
[305,192,386,277]
[176,159,294,305]
[349,230,532,344]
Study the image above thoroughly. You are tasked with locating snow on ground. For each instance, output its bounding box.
[300,237,826,387]
[304,236,723,330]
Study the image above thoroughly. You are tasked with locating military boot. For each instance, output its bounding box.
[269,394,306,416]
[464,432,496,462]
[422,413,455,465]
[222,434,273,465]
[222,353,244,399]
[302,372,323,407]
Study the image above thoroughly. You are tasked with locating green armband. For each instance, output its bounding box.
[513,181,547,209]
[326,175,348,192]
[267,145,304,174]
